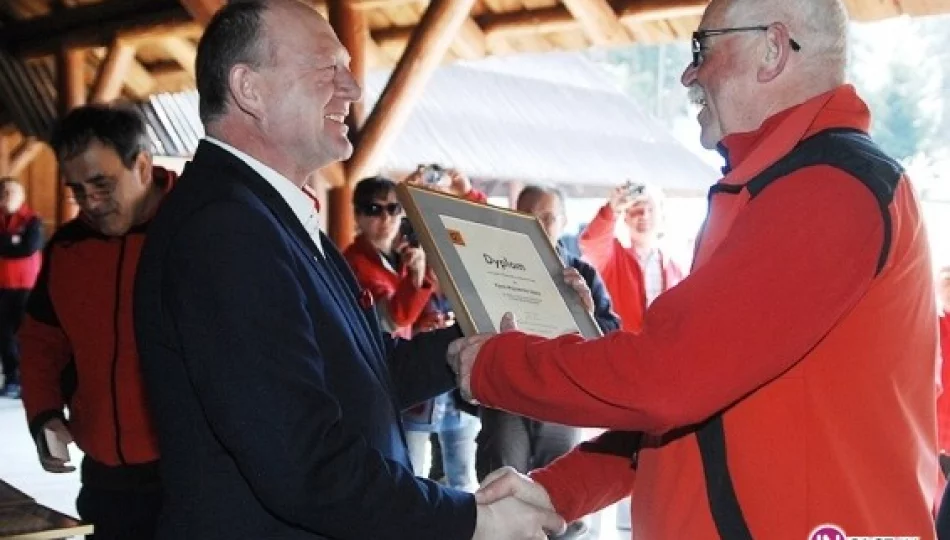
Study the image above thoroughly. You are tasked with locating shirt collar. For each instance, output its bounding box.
[204,137,318,226]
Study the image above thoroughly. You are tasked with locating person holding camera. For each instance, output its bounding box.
[578,181,683,334]
[343,174,483,491]
[406,164,489,204]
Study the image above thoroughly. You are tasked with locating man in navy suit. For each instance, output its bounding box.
[132,1,564,539]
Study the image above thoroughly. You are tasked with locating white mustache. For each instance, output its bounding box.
[688,84,706,106]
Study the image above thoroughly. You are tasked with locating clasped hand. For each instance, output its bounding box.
[473,467,565,540]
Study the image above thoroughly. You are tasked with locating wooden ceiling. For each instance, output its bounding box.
[0,0,947,100]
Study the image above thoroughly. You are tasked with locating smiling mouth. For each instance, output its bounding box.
[325,114,346,124]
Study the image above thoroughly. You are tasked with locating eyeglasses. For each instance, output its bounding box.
[358,202,402,217]
[691,25,801,67]
[67,180,116,204]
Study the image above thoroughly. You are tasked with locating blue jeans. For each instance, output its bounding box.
[406,411,480,491]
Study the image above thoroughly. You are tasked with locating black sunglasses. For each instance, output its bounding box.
[358,202,402,217]
[692,25,801,67]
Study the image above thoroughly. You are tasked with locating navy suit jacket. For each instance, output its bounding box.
[134,141,475,539]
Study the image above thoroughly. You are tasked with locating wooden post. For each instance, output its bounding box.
[55,47,86,225]
[560,0,630,45]
[327,0,368,250]
[162,37,197,79]
[89,39,137,103]
[0,137,10,177]
[9,138,44,177]
[345,0,477,183]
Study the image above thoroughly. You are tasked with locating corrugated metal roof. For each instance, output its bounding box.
[0,53,57,138]
[137,91,203,157]
[365,52,717,191]
[0,50,201,158]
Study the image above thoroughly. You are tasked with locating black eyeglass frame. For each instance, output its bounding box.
[357,202,403,217]
[691,25,801,67]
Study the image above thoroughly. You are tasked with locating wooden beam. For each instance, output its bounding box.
[161,37,197,79]
[560,0,630,45]
[349,0,416,9]
[89,39,137,103]
[9,138,44,177]
[58,48,87,112]
[56,47,86,225]
[178,0,225,26]
[121,21,204,47]
[618,0,707,21]
[320,162,345,189]
[328,0,368,249]
[477,0,706,39]
[0,137,10,176]
[348,0,477,182]
[477,6,576,38]
[88,48,157,99]
[2,0,193,58]
[451,17,489,60]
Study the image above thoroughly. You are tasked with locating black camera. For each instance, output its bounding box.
[400,217,420,248]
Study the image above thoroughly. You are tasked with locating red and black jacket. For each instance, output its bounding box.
[19,167,175,480]
[0,204,43,289]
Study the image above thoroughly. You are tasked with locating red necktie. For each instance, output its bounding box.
[301,184,320,213]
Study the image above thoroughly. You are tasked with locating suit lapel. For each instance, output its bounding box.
[191,142,390,387]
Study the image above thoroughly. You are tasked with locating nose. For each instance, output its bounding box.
[681,63,698,87]
[82,197,108,216]
[337,66,362,102]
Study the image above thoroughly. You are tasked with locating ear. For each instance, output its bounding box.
[134,150,153,186]
[758,23,793,83]
[228,64,266,121]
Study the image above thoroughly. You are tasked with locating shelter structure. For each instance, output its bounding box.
[0,0,944,246]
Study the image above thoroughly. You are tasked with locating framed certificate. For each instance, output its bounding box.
[396,183,602,340]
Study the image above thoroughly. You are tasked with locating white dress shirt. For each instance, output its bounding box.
[636,247,663,306]
[204,137,323,255]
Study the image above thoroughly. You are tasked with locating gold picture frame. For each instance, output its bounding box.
[396,183,602,340]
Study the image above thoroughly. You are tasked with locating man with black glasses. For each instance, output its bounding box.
[457,0,942,537]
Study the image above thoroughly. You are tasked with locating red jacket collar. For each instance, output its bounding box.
[718,84,871,180]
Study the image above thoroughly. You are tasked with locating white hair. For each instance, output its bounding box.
[725,0,848,83]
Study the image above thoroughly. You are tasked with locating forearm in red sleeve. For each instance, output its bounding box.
[577,204,618,270]
[19,316,73,436]
[463,189,487,204]
[385,274,433,328]
[529,431,639,522]
[349,258,433,328]
[472,168,884,434]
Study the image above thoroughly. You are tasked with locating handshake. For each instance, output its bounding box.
[473,466,566,540]
[448,317,568,539]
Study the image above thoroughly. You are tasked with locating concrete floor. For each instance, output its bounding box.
[0,397,629,539]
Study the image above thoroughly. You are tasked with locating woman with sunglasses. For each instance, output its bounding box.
[343,174,485,492]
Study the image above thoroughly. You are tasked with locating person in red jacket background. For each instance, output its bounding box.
[344,169,484,491]
[937,266,950,476]
[578,181,683,332]
[0,178,42,399]
[20,104,175,539]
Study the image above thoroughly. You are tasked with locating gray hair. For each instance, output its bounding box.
[726,0,848,83]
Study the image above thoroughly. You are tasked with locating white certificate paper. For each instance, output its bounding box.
[439,215,580,338]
